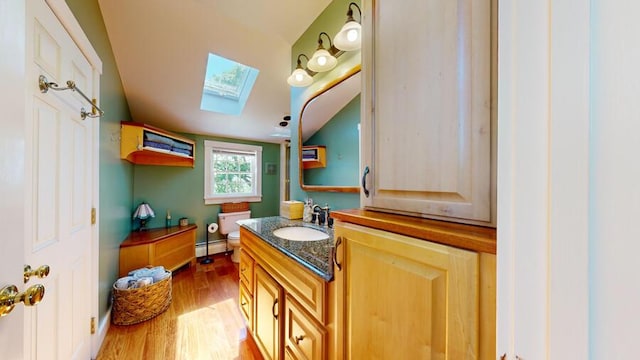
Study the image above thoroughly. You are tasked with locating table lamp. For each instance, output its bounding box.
[133,202,155,231]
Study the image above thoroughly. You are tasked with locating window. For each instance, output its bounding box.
[200,53,259,115]
[204,140,262,204]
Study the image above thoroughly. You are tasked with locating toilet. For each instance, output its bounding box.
[218,210,251,263]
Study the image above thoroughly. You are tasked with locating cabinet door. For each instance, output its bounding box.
[334,222,479,359]
[360,0,492,223]
[254,265,283,360]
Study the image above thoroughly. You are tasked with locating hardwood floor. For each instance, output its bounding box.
[97,254,263,360]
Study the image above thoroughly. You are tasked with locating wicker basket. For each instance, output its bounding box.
[221,202,249,213]
[111,271,172,325]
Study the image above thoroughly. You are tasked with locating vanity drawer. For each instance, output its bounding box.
[239,248,255,292]
[284,294,326,360]
[239,282,253,330]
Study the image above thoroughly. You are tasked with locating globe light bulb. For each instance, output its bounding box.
[295,73,303,81]
[317,56,327,66]
[347,29,358,42]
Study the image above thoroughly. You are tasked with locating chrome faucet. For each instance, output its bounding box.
[312,204,332,227]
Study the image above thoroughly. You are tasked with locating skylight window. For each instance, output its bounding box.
[200,53,259,115]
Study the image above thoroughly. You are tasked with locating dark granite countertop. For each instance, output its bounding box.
[238,216,334,281]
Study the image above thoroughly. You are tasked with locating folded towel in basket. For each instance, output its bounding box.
[114,276,135,290]
[128,266,168,283]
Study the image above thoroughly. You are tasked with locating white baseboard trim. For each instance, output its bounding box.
[195,241,229,258]
[92,307,111,359]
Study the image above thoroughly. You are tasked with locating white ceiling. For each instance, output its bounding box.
[98,0,332,143]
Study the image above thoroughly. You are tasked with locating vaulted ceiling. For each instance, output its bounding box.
[98,0,332,143]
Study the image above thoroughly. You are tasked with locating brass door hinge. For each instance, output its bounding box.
[91,208,96,225]
[91,317,96,334]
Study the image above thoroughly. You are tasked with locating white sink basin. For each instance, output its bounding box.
[273,226,329,241]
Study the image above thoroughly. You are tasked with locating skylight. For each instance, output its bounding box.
[200,53,259,115]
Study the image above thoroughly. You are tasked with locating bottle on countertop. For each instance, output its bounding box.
[166,209,172,228]
[303,198,313,222]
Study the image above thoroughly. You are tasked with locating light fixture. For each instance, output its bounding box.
[307,32,339,73]
[133,202,155,231]
[334,2,362,51]
[287,54,315,87]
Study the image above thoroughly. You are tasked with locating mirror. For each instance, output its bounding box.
[299,67,361,193]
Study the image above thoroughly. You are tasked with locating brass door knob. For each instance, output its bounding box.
[24,264,50,283]
[0,284,46,317]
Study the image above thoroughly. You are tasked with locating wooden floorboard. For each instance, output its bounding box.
[97,254,263,360]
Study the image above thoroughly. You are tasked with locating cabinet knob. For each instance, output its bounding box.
[294,335,305,345]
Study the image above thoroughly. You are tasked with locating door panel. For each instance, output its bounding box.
[25,1,94,358]
[335,222,479,359]
[361,0,492,222]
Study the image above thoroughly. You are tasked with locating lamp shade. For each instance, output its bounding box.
[133,202,155,220]
[307,48,338,72]
[287,68,314,87]
[334,21,362,51]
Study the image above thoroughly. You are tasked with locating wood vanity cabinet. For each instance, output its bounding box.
[360,0,495,225]
[240,228,330,360]
[333,221,496,359]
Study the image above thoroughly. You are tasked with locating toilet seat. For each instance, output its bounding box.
[227,230,240,245]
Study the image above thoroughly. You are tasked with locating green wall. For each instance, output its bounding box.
[304,94,360,186]
[290,0,362,210]
[65,0,134,322]
[133,134,281,244]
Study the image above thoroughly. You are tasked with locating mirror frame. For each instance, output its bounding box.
[298,65,361,193]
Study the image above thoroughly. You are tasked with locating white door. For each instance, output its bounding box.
[0,0,28,358]
[22,1,95,358]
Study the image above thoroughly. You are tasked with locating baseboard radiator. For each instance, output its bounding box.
[195,240,229,258]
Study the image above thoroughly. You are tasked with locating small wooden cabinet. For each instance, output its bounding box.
[119,225,197,276]
[240,228,330,360]
[120,121,195,167]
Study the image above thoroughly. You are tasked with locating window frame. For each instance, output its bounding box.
[204,140,262,205]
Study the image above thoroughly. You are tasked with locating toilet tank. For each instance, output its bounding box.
[218,210,251,235]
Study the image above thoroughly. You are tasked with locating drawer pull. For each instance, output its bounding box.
[241,301,247,307]
[333,237,343,271]
[361,166,370,197]
[272,298,279,320]
[294,335,305,345]
[240,267,246,273]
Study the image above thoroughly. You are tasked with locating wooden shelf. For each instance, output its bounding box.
[301,145,326,169]
[120,121,195,167]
